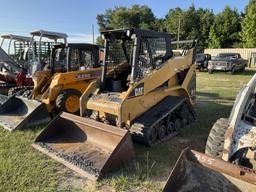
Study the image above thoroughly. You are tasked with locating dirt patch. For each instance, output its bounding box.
[57,170,89,191]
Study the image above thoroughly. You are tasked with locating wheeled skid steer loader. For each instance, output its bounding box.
[6,29,68,96]
[0,43,102,131]
[33,28,197,180]
[0,30,68,105]
[163,72,256,192]
[205,72,256,169]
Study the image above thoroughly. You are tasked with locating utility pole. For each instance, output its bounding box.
[177,15,181,50]
[92,24,95,44]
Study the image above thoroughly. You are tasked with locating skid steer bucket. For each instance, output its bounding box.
[32,112,135,180]
[0,96,50,131]
[163,148,256,192]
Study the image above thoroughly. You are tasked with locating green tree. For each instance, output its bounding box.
[165,5,214,51]
[96,5,156,31]
[241,0,256,48]
[209,6,241,48]
[165,7,184,39]
[197,8,214,50]
[152,18,166,32]
[96,5,156,45]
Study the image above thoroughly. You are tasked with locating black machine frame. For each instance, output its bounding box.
[100,28,172,88]
[50,43,100,74]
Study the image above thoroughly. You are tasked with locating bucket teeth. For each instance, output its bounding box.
[33,112,135,180]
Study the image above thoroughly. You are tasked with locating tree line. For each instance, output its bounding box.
[96,0,256,52]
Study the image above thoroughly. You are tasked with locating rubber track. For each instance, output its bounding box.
[130,96,196,146]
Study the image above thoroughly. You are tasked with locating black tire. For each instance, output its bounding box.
[22,89,33,99]
[174,118,182,132]
[157,124,166,140]
[16,87,30,96]
[208,69,213,74]
[167,121,175,134]
[148,126,157,145]
[231,67,235,75]
[8,87,17,96]
[205,118,229,158]
[8,87,22,96]
[56,89,82,115]
[240,66,246,72]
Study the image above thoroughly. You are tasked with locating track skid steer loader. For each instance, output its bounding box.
[33,29,197,179]
[162,148,256,192]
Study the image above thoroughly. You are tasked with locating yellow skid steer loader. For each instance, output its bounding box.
[0,43,102,131]
[33,28,197,180]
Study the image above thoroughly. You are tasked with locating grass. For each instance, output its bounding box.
[0,69,255,192]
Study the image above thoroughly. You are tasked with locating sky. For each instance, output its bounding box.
[0,0,250,49]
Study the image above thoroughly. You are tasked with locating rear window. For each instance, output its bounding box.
[217,53,240,58]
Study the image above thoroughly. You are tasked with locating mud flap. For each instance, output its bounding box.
[32,112,135,180]
[0,96,50,131]
[162,148,256,192]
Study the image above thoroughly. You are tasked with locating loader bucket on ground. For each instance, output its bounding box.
[32,112,135,180]
[0,96,50,131]
[163,148,256,192]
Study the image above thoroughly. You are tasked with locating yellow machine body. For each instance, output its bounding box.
[84,48,196,128]
[32,68,102,113]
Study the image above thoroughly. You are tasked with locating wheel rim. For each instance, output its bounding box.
[174,119,182,131]
[188,114,194,123]
[158,124,166,140]
[149,126,157,144]
[65,95,80,113]
[167,122,175,134]
[182,118,188,128]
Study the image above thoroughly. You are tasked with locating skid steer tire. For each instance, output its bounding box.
[205,118,229,158]
[231,67,235,75]
[56,89,81,115]
[22,89,33,99]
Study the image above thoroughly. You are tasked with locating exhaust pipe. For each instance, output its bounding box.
[0,96,50,131]
[32,112,135,180]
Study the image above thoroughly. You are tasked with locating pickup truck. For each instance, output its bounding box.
[207,53,247,74]
[195,53,211,71]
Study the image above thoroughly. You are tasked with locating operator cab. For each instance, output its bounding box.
[101,28,173,93]
[49,43,100,73]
